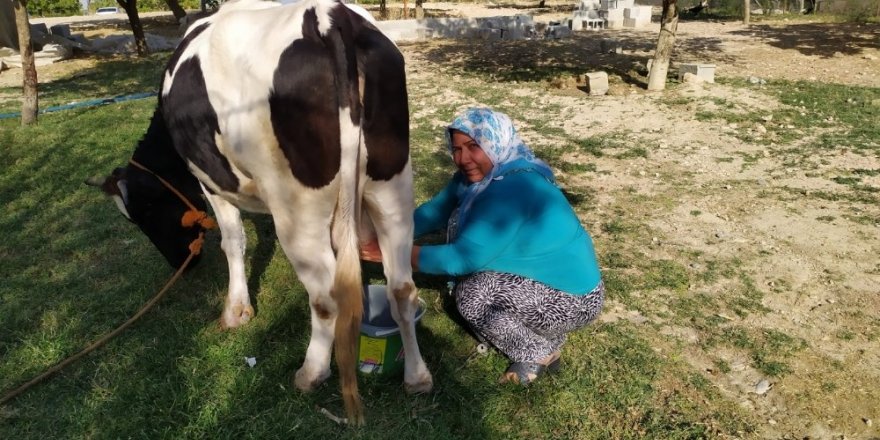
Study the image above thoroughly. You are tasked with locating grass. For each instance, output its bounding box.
[10,32,880,436]
[0,52,765,438]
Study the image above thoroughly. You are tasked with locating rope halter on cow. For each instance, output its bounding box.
[128,159,218,255]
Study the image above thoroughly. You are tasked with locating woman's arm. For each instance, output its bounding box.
[417,176,533,276]
[413,175,462,238]
[358,242,421,272]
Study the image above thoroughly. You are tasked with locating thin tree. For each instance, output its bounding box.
[744,0,751,24]
[12,0,37,124]
[646,0,679,91]
[165,0,187,21]
[116,0,149,56]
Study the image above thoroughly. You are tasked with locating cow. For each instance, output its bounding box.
[87,0,432,424]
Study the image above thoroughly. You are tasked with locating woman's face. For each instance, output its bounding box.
[451,130,493,183]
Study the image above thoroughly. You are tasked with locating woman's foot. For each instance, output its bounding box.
[499,351,561,385]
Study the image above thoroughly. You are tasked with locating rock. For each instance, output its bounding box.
[682,72,704,84]
[754,378,772,395]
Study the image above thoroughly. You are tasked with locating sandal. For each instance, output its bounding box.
[501,357,562,386]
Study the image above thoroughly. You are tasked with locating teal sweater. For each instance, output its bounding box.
[414,170,602,295]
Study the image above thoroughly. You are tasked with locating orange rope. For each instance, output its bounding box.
[128,159,200,212]
[128,159,217,231]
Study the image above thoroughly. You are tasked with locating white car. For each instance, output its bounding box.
[95,7,120,15]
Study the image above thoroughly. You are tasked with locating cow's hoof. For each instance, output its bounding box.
[294,366,330,392]
[404,372,433,395]
[219,304,254,329]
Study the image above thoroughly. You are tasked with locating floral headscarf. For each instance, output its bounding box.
[446,107,555,236]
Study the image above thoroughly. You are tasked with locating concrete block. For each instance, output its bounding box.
[570,18,584,31]
[50,24,72,38]
[477,27,503,41]
[600,38,622,54]
[579,0,601,10]
[678,63,716,83]
[585,18,605,29]
[624,6,652,18]
[623,16,650,27]
[375,15,535,42]
[603,8,624,18]
[546,24,572,39]
[584,71,609,95]
[601,8,624,27]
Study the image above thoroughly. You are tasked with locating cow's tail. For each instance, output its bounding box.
[325,2,365,426]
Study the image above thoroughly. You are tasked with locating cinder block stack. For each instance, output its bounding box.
[623,6,652,28]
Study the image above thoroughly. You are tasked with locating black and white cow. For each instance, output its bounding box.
[88,0,431,423]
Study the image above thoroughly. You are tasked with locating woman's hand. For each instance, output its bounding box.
[360,240,383,263]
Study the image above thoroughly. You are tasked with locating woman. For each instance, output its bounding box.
[361,107,604,385]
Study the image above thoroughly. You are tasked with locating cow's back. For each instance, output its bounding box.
[161,0,389,202]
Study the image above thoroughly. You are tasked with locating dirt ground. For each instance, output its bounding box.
[2,3,878,438]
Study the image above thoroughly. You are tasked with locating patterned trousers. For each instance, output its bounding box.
[453,272,605,363]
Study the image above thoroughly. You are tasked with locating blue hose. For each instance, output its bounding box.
[0,91,157,120]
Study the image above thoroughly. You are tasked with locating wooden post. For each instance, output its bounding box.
[744,0,751,24]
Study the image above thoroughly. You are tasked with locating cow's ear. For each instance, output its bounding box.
[85,170,132,220]
[113,179,132,220]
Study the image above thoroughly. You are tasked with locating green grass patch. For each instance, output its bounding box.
[691,79,879,151]
[0,52,762,439]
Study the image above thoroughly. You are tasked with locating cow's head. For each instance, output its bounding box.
[87,163,212,269]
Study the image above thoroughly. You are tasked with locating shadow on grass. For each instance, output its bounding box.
[408,31,728,87]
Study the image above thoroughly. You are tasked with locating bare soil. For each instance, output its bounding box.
[2,3,878,438]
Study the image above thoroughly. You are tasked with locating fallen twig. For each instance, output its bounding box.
[317,405,349,425]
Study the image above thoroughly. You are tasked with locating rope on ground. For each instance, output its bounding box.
[0,247,198,406]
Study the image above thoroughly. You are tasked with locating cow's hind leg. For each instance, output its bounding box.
[364,168,433,394]
[270,209,338,392]
[203,189,254,329]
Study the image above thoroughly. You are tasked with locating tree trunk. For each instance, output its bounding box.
[117,0,149,56]
[647,0,678,91]
[379,0,387,19]
[415,0,424,19]
[165,0,187,20]
[12,0,37,125]
[744,0,751,23]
